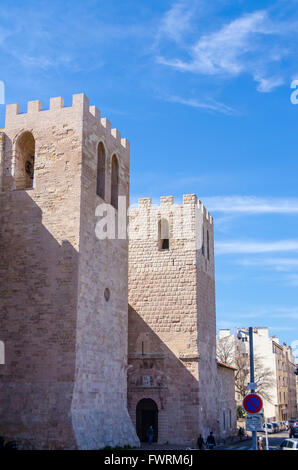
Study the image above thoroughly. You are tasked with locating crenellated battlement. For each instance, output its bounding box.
[136,194,213,225]
[5,93,129,150]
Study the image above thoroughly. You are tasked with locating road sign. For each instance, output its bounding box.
[245,414,263,432]
[243,393,263,414]
[248,382,257,390]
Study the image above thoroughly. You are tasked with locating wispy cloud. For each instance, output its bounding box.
[254,74,285,92]
[157,0,196,43]
[0,4,148,73]
[216,239,298,255]
[158,11,269,74]
[165,95,237,115]
[237,257,298,271]
[202,196,298,214]
[218,306,298,322]
[157,7,293,93]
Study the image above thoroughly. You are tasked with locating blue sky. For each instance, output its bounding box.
[0,0,297,354]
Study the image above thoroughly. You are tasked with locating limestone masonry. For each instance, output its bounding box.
[0,93,236,448]
[127,196,234,444]
[0,94,138,449]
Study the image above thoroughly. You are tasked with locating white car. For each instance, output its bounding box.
[280,438,298,450]
[263,423,274,434]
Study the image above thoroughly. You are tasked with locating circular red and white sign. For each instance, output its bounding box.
[243,393,263,414]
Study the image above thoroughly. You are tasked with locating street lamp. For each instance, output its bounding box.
[237,327,258,450]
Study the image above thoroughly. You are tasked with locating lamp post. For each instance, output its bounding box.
[237,327,258,450]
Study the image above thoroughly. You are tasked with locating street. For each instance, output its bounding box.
[220,431,290,450]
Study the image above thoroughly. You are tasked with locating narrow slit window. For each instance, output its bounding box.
[207,229,210,260]
[159,218,169,250]
[111,154,119,209]
[96,142,105,199]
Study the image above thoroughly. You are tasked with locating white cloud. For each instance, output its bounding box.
[166,95,237,115]
[218,306,298,321]
[158,10,270,73]
[237,257,298,271]
[216,239,298,255]
[254,74,285,92]
[157,8,287,92]
[202,196,298,214]
[158,0,196,42]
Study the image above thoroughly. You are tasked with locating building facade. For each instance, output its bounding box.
[127,195,235,444]
[217,362,237,439]
[218,327,297,422]
[0,93,237,449]
[0,94,138,449]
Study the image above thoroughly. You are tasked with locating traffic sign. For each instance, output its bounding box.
[243,393,263,414]
[247,382,257,390]
[245,414,263,431]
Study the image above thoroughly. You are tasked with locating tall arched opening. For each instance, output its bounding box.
[96,141,106,199]
[111,154,119,209]
[136,398,158,443]
[15,131,35,189]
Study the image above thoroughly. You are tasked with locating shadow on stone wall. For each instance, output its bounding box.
[0,190,78,448]
[127,305,213,446]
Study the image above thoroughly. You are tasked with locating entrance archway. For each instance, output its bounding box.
[136,398,158,443]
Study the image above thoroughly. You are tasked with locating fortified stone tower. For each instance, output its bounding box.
[0,94,138,449]
[127,195,218,444]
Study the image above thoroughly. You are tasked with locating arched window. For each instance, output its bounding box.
[15,131,35,189]
[96,142,105,199]
[111,154,119,209]
[158,218,169,250]
[202,226,205,256]
[207,229,210,260]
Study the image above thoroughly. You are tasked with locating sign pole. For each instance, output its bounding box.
[265,416,269,450]
[249,327,258,450]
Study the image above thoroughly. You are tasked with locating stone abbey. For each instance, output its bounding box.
[0,94,236,449]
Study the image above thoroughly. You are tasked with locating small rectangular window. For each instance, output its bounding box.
[158,218,169,251]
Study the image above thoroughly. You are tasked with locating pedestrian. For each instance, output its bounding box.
[147,425,154,445]
[258,436,265,450]
[197,434,205,450]
[206,431,216,450]
[238,427,244,441]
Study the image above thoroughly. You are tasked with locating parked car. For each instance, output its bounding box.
[272,422,280,433]
[263,423,274,434]
[280,438,298,450]
[278,421,286,431]
[289,424,298,438]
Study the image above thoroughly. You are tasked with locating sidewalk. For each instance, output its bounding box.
[140,436,252,451]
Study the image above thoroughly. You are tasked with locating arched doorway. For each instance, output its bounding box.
[136,398,158,443]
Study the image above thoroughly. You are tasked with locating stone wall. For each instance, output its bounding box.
[71,96,138,449]
[127,195,218,445]
[216,363,237,440]
[0,94,138,449]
